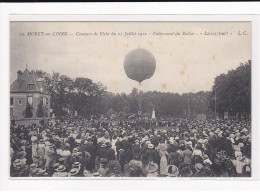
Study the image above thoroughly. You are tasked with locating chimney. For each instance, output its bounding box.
[17,70,22,80]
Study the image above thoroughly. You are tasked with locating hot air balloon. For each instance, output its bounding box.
[124,49,156,84]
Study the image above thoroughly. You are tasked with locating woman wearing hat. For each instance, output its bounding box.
[159,144,169,175]
[146,161,159,177]
[45,143,57,170]
[166,165,179,177]
[31,136,39,164]
[38,139,46,167]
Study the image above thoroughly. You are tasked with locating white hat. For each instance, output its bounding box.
[146,141,151,145]
[148,144,154,149]
[31,136,38,142]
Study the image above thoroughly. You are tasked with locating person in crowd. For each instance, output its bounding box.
[158,143,169,175]
[10,116,251,178]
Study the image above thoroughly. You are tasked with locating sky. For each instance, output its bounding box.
[10,22,251,94]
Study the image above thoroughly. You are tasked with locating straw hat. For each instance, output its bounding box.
[93,172,101,177]
[31,136,38,142]
[52,163,60,170]
[30,163,37,169]
[36,169,48,176]
[146,141,151,145]
[72,162,81,168]
[195,163,203,172]
[68,168,79,177]
[13,159,21,168]
[31,168,40,175]
[55,165,66,172]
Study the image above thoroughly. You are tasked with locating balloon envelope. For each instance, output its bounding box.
[124,49,156,83]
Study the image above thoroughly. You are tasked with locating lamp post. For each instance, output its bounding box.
[214,88,217,119]
[214,86,219,120]
[188,94,191,119]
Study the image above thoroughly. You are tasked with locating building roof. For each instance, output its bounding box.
[10,68,49,94]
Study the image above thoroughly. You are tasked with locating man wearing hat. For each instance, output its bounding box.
[68,148,80,167]
[29,163,42,177]
[68,168,80,177]
[11,159,29,177]
[49,163,60,176]
[118,148,128,173]
[179,166,193,177]
[193,163,204,177]
[97,158,109,177]
[97,144,109,161]
[17,151,27,166]
[36,168,48,177]
[132,140,142,160]
[143,144,157,166]
[52,165,68,177]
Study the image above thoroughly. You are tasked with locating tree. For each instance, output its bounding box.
[209,60,251,119]
[24,103,33,118]
[36,102,44,117]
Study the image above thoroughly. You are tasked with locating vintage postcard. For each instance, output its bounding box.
[9,20,252,178]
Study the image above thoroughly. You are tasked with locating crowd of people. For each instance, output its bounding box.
[10,115,251,178]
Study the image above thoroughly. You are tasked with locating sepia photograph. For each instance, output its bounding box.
[9,21,251,178]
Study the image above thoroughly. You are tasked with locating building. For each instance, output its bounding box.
[10,67,51,125]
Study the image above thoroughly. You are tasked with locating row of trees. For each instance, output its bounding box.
[33,60,251,119]
[34,70,211,118]
[104,89,211,118]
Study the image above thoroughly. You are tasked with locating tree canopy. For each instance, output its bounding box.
[32,60,251,119]
[209,60,251,119]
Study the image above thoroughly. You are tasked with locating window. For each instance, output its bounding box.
[10,97,14,105]
[28,84,34,90]
[46,98,48,105]
[27,97,33,106]
[18,99,22,105]
[40,97,43,105]
[10,108,13,116]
